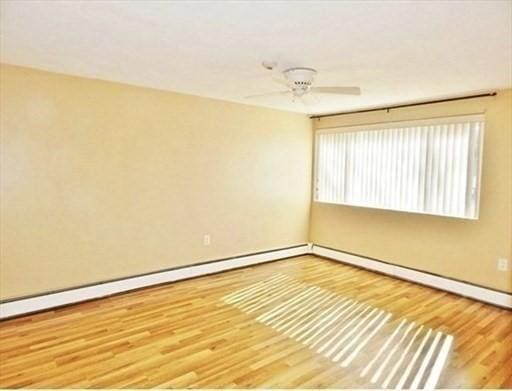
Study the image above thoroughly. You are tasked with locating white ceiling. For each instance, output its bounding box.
[1,0,511,115]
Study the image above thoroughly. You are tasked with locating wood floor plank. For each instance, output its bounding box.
[0,255,510,388]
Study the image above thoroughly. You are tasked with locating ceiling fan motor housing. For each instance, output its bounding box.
[283,67,317,96]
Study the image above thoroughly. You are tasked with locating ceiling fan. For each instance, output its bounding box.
[246,63,361,103]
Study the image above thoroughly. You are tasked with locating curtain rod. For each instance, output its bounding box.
[310,92,497,120]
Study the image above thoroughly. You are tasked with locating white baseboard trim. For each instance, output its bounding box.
[0,244,309,319]
[313,245,512,309]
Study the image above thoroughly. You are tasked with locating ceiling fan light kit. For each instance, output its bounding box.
[283,67,317,96]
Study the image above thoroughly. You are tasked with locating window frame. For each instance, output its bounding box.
[313,114,485,220]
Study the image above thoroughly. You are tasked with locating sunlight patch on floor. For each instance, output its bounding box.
[222,274,453,390]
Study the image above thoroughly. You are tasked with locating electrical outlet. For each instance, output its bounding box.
[497,258,509,272]
[203,234,210,246]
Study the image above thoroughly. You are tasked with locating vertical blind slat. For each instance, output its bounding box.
[315,118,483,219]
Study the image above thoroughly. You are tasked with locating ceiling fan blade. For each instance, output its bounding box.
[310,86,361,95]
[244,91,290,99]
[272,77,290,88]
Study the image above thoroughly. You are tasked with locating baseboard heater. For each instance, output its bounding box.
[0,244,310,319]
[1,242,510,319]
[312,244,512,309]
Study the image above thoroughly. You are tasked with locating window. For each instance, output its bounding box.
[314,115,484,219]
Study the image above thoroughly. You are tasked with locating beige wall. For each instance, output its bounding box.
[310,90,512,293]
[1,63,510,301]
[0,64,312,300]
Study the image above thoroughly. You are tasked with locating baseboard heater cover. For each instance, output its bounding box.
[2,243,509,319]
[0,244,310,319]
[312,244,512,309]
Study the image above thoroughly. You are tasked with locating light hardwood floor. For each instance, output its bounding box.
[0,255,511,388]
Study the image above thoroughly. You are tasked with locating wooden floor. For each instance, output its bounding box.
[0,255,511,389]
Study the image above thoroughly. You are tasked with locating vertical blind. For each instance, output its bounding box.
[314,115,484,219]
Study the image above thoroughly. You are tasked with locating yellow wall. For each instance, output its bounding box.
[310,90,512,293]
[1,63,510,300]
[0,64,312,300]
